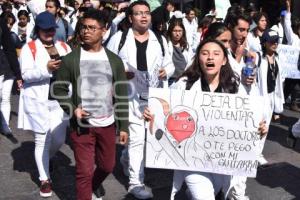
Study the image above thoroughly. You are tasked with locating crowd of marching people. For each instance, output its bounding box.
[0,0,300,199]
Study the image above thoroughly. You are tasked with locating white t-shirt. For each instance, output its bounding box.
[79,48,115,127]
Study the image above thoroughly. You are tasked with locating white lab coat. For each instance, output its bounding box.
[271,23,284,44]
[18,39,71,133]
[247,31,262,53]
[167,41,194,68]
[284,12,300,46]
[107,28,174,124]
[11,23,34,44]
[227,51,245,77]
[182,17,198,52]
[256,54,284,118]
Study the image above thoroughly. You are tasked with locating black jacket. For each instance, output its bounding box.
[0,18,21,80]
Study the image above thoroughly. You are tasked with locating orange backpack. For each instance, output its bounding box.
[28,40,68,60]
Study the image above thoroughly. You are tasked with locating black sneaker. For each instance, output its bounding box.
[93,184,105,199]
[287,126,297,148]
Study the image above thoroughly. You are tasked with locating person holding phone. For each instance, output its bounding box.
[17,11,71,197]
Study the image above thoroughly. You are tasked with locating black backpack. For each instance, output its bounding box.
[117,29,165,57]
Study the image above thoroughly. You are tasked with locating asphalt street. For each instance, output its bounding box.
[0,94,300,200]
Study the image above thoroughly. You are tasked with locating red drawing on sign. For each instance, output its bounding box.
[166,111,196,143]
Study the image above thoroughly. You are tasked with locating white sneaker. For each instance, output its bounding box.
[228,196,250,200]
[257,154,268,165]
[120,156,129,176]
[128,185,153,199]
[92,193,103,200]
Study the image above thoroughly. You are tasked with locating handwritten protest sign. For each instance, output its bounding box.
[278,44,300,79]
[126,61,163,99]
[145,88,264,177]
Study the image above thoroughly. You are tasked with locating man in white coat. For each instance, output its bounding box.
[182,7,198,52]
[226,11,257,200]
[107,1,174,199]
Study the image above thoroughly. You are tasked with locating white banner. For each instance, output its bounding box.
[278,44,300,79]
[146,88,265,177]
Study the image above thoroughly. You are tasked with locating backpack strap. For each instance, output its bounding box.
[255,51,262,84]
[28,40,68,61]
[256,51,262,68]
[69,10,76,19]
[153,31,165,57]
[62,18,69,40]
[118,29,129,53]
[28,40,36,60]
[118,29,165,57]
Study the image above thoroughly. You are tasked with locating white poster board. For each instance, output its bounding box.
[126,62,162,99]
[27,0,47,17]
[278,44,300,79]
[146,88,265,177]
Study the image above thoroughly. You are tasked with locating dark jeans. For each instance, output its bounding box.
[70,124,116,200]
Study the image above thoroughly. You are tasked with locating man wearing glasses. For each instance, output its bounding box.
[107,1,174,199]
[53,9,129,200]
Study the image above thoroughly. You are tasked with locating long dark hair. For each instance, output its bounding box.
[252,12,269,37]
[1,11,16,25]
[179,39,240,93]
[167,17,188,51]
[203,22,230,40]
